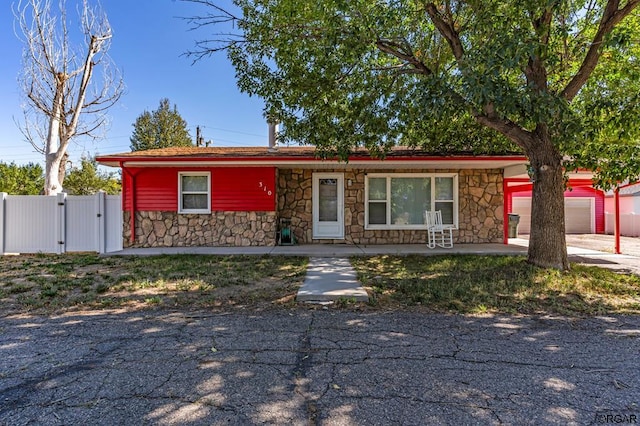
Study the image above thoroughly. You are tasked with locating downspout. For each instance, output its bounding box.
[614,187,621,254]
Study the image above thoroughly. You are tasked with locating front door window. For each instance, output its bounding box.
[318,179,338,222]
[312,173,344,239]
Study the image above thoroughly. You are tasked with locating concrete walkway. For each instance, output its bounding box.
[296,257,368,303]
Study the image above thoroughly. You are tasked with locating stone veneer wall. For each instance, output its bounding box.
[123,211,277,248]
[457,169,504,243]
[277,168,504,245]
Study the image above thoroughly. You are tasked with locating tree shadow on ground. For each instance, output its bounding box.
[1,309,638,425]
[351,254,640,315]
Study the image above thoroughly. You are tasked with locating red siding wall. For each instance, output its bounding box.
[123,167,276,212]
[509,184,605,234]
[123,167,178,211]
[211,168,276,211]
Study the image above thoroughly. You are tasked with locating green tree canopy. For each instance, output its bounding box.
[0,162,44,195]
[188,0,640,270]
[63,157,121,195]
[130,98,193,151]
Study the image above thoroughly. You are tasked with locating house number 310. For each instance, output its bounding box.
[258,181,273,196]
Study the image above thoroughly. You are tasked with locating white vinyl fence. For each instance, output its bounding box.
[605,213,640,237]
[0,192,122,254]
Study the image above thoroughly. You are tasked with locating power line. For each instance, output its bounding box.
[187,125,265,139]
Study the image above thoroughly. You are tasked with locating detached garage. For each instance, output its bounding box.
[505,178,605,235]
[512,197,598,234]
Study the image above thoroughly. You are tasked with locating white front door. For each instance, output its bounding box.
[313,173,344,239]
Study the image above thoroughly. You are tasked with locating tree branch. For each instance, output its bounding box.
[422,2,535,150]
[375,38,433,75]
[562,0,640,101]
[524,7,554,93]
[474,114,536,151]
[425,3,464,60]
[181,0,243,27]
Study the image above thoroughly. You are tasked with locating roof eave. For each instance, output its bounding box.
[96,154,528,169]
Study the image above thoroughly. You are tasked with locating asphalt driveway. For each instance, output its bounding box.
[1,309,638,425]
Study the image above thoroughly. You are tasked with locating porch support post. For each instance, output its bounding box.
[122,164,136,244]
[503,179,509,244]
[614,188,621,254]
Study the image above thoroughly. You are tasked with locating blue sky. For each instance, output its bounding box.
[0,0,268,167]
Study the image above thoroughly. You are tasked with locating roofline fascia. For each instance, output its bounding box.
[96,155,528,168]
[618,180,640,190]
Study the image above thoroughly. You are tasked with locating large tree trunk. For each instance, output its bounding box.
[526,132,569,270]
[44,73,65,196]
[45,153,63,195]
[57,153,68,189]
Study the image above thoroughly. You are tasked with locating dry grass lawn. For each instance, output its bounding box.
[2,253,639,316]
[0,254,308,314]
[352,255,640,315]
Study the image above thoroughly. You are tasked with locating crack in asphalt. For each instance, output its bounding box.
[291,312,320,425]
[2,311,638,425]
[0,358,104,416]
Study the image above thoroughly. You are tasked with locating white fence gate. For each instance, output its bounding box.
[0,192,123,254]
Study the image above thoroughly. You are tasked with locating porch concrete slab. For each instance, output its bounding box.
[111,246,275,256]
[271,243,528,256]
[357,243,527,256]
[276,243,531,256]
[110,243,529,257]
[297,257,369,302]
[270,244,365,256]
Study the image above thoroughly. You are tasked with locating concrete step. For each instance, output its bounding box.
[297,257,369,303]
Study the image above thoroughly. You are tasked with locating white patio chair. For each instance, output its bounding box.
[424,210,454,249]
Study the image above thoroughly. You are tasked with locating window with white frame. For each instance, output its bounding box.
[365,173,458,229]
[178,172,211,214]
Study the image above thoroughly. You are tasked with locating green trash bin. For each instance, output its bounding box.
[508,214,520,238]
[278,218,296,245]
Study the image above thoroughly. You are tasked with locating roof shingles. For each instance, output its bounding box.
[97,145,520,160]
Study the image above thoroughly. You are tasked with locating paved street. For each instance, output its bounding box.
[1,309,638,425]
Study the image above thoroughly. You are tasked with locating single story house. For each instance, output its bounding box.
[96,146,598,248]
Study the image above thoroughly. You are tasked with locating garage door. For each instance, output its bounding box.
[564,198,594,233]
[511,197,594,234]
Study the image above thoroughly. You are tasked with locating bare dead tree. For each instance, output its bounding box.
[14,0,124,195]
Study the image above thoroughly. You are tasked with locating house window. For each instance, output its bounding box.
[365,173,458,229]
[178,172,210,214]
